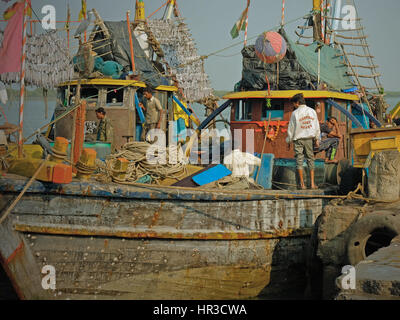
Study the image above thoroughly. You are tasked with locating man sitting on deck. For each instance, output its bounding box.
[315,117,341,163]
[286,93,321,190]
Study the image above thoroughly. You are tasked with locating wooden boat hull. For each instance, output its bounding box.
[0,174,328,300]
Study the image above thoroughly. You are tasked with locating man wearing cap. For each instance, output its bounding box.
[139,87,164,142]
[286,93,321,190]
[95,107,114,146]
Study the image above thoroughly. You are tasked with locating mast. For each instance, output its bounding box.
[18,0,29,158]
[312,0,323,42]
[126,10,136,72]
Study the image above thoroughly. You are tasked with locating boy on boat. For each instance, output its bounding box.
[286,93,321,190]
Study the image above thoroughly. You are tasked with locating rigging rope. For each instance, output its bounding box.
[177,13,308,68]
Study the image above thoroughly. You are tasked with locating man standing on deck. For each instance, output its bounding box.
[286,93,321,190]
[139,87,164,142]
[95,107,114,147]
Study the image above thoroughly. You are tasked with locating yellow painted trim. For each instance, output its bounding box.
[155,85,178,92]
[58,79,177,92]
[390,101,400,120]
[223,90,359,101]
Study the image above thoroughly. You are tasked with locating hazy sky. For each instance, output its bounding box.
[1,0,399,91]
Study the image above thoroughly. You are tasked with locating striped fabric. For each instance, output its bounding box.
[230,1,250,39]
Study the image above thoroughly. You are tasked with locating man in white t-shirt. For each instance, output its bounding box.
[286,93,321,190]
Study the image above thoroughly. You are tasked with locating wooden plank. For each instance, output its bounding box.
[4,192,323,235]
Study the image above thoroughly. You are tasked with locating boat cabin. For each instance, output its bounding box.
[225,90,360,161]
[54,79,178,153]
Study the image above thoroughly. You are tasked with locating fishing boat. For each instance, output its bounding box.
[0,0,394,300]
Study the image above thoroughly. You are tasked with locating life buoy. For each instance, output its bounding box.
[346,212,400,265]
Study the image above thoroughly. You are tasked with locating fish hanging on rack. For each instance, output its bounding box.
[0,30,74,89]
[146,19,213,103]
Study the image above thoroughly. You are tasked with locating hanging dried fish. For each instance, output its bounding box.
[147,19,214,103]
[0,30,74,89]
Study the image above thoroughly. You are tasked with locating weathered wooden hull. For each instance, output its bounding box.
[0,174,330,300]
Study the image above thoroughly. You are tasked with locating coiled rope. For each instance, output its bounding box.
[96,141,188,185]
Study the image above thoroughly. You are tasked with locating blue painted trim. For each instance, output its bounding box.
[134,92,145,123]
[199,100,232,130]
[326,99,363,128]
[351,102,382,128]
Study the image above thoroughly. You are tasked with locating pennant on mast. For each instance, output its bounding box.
[230,0,250,39]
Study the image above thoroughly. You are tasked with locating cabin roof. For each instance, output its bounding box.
[223,90,359,101]
[58,79,178,92]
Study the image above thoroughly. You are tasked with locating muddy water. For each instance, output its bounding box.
[0,265,18,300]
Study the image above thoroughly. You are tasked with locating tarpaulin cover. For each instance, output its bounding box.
[92,21,168,88]
[239,29,353,92]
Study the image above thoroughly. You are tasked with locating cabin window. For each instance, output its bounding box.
[235,100,252,121]
[66,86,78,106]
[155,91,167,111]
[81,86,99,107]
[325,101,346,122]
[106,87,124,106]
[57,87,66,107]
[305,99,316,109]
[325,103,333,121]
[262,99,284,120]
[135,90,144,123]
[338,101,347,122]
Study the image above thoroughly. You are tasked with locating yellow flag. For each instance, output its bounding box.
[78,0,87,21]
[4,0,32,21]
[173,101,190,127]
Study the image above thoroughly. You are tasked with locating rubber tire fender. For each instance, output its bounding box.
[346,212,400,266]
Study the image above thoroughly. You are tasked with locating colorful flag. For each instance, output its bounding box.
[0,1,24,74]
[230,1,250,39]
[78,0,87,21]
[65,2,71,30]
[3,0,31,20]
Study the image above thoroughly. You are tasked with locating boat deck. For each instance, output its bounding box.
[0,173,339,202]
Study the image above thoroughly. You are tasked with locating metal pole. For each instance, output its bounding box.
[318,46,321,85]
[244,0,250,46]
[126,10,136,72]
[84,10,87,42]
[18,0,28,158]
[244,15,248,46]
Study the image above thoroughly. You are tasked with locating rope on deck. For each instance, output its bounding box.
[95,141,188,185]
